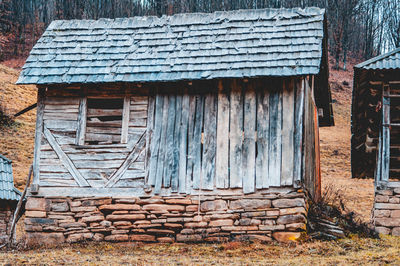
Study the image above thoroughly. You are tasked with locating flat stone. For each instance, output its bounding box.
[166,217,184,223]
[25,218,56,225]
[375,226,391,235]
[164,223,183,229]
[147,229,175,235]
[186,205,199,212]
[151,219,167,223]
[374,210,391,218]
[250,219,262,226]
[93,233,104,241]
[176,234,202,242]
[209,219,233,227]
[59,222,87,228]
[106,214,146,221]
[67,233,93,243]
[184,222,208,228]
[165,199,192,205]
[266,210,280,216]
[81,216,104,223]
[129,234,156,242]
[51,202,69,212]
[259,224,285,231]
[99,204,141,211]
[375,218,400,227]
[239,218,251,226]
[112,211,129,215]
[376,190,393,196]
[389,197,400,204]
[230,199,271,210]
[114,198,138,204]
[70,201,81,207]
[272,198,305,208]
[26,198,49,211]
[112,229,129,235]
[25,211,47,218]
[392,227,400,236]
[157,237,174,243]
[375,195,390,203]
[137,198,164,205]
[100,220,112,227]
[375,203,400,210]
[241,211,266,218]
[272,232,302,242]
[235,234,272,242]
[285,223,306,231]
[105,234,129,242]
[115,221,132,226]
[180,229,194,234]
[204,236,229,242]
[70,206,97,212]
[200,200,227,212]
[82,199,112,206]
[136,223,161,229]
[394,188,400,194]
[220,226,258,231]
[279,207,307,216]
[25,232,65,247]
[277,215,306,225]
[143,204,185,212]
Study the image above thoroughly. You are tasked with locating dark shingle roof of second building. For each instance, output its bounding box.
[0,155,21,201]
[355,47,400,70]
[17,7,327,85]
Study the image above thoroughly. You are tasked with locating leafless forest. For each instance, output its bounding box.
[0,0,399,68]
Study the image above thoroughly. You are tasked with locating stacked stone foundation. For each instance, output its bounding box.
[373,185,400,235]
[24,189,308,246]
[0,202,14,244]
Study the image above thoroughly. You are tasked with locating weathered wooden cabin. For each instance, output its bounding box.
[0,155,21,244]
[352,47,400,235]
[17,7,333,245]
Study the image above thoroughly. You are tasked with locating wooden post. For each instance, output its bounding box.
[381,84,390,183]
[216,80,229,189]
[31,87,45,193]
[75,87,87,145]
[121,91,131,144]
[293,78,305,188]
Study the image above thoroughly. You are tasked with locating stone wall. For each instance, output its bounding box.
[373,185,400,235]
[0,201,14,244]
[24,189,308,246]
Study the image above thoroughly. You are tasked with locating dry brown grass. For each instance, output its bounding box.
[0,64,36,188]
[1,236,400,265]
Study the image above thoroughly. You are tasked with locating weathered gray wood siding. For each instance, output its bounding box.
[38,85,148,189]
[146,78,304,194]
[34,77,312,196]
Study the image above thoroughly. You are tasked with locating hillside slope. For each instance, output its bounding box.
[0,65,36,188]
[319,58,374,222]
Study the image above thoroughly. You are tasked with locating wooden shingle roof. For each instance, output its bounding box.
[0,155,21,201]
[17,7,327,85]
[355,47,400,70]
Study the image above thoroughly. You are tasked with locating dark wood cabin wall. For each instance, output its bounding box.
[38,85,148,189]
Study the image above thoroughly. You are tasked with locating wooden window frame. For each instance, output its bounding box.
[75,90,130,146]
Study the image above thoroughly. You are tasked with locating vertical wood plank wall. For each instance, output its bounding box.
[147,78,305,194]
[35,77,312,196]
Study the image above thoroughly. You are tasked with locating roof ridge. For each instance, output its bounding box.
[355,47,400,69]
[47,7,325,25]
